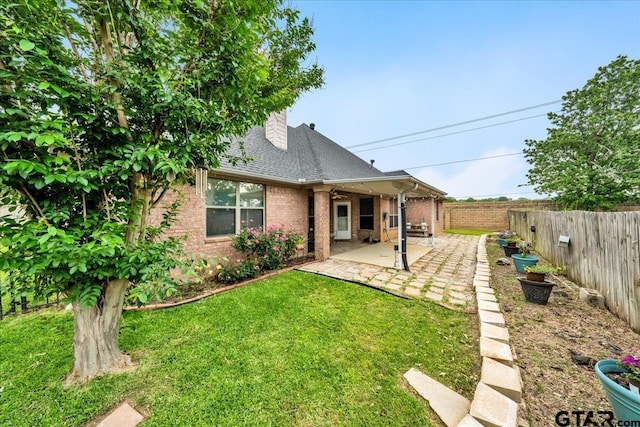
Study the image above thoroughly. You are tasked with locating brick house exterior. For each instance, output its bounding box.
[152,112,446,262]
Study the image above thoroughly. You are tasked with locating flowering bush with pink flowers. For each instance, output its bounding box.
[619,353,640,381]
[233,226,304,271]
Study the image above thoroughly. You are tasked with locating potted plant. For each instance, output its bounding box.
[510,243,539,273]
[516,277,555,305]
[497,230,515,247]
[502,237,521,257]
[595,353,640,422]
[524,264,559,282]
[291,234,306,251]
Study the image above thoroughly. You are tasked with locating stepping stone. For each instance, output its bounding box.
[384,283,402,291]
[424,291,444,301]
[479,336,513,366]
[480,322,510,344]
[96,403,144,427]
[469,382,518,427]
[481,357,522,403]
[404,287,422,297]
[404,368,470,427]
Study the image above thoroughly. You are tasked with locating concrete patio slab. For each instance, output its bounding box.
[330,241,431,268]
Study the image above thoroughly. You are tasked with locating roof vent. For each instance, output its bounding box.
[309,123,315,130]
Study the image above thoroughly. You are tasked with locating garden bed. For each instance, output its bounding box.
[486,238,639,425]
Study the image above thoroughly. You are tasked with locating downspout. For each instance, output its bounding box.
[431,197,436,247]
[399,183,418,271]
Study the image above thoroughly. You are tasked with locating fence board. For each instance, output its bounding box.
[510,210,640,332]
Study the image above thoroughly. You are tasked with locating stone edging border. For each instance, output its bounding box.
[456,234,523,427]
[123,262,316,312]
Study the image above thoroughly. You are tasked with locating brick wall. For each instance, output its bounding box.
[405,197,444,235]
[149,182,309,262]
[443,200,558,231]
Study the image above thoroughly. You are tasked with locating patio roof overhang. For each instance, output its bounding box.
[322,175,447,199]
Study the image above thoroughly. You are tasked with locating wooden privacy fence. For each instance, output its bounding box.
[509,210,640,333]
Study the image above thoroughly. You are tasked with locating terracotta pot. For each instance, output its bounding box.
[525,271,546,282]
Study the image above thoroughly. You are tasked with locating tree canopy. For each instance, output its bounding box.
[0,0,323,381]
[524,56,640,211]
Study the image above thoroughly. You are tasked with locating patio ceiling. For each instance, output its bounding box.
[323,175,446,199]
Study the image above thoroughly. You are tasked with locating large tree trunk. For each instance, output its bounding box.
[66,279,134,384]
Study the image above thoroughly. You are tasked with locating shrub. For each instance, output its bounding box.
[217,258,261,284]
[232,226,303,271]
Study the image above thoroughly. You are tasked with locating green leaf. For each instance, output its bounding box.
[19,39,35,51]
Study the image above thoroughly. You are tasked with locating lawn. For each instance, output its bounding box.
[0,271,478,426]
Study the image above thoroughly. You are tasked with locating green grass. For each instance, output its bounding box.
[0,271,478,426]
[444,229,495,236]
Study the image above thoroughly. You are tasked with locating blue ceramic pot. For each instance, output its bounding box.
[511,254,539,273]
[595,359,640,422]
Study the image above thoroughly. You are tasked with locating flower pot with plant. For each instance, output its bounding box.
[291,234,306,251]
[525,264,559,282]
[517,277,555,305]
[511,243,539,273]
[595,353,640,422]
[497,230,516,247]
[502,237,521,257]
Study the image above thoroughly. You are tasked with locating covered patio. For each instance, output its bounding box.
[329,237,434,269]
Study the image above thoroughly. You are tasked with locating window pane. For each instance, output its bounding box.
[206,179,236,207]
[240,209,263,229]
[389,216,398,228]
[239,183,264,207]
[360,216,374,230]
[360,197,374,215]
[206,208,235,236]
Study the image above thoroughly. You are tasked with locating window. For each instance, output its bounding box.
[359,197,374,230]
[388,198,398,228]
[206,179,264,237]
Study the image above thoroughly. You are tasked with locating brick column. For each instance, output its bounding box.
[313,185,331,261]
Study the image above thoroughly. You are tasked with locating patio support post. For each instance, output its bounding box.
[313,185,331,261]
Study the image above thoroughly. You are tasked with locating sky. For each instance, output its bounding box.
[286,0,640,200]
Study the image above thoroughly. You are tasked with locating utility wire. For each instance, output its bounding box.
[454,190,541,199]
[403,152,523,170]
[346,100,561,149]
[354,112,552,153]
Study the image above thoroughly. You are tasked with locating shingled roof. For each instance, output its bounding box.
[218,123,388,183]
[215,122,446,197]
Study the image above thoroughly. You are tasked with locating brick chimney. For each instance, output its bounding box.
[265,110,287,150]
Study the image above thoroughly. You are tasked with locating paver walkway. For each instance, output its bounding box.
[299,234,479,308]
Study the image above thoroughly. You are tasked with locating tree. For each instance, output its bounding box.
[0,0,323,383]
[524,56,640,211]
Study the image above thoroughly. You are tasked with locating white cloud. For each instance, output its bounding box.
[415,147,533,199]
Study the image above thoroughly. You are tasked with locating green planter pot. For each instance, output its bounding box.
[595,359,640,422]
[511,254,539,273]
[497,238,507,247]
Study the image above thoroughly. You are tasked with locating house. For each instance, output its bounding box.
[155,111,447,265]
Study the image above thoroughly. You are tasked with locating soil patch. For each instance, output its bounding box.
[486,238,639,426]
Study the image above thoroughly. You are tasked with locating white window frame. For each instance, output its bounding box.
[205,179,265,237]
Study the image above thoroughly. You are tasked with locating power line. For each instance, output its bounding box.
[346,100,561,149]
[354,112,552,153]
[452,190,541,199]
[403,152,523,170]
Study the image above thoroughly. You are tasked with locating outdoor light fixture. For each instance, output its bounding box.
[558,235,570,248]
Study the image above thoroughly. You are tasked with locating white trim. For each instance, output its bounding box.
[333,201,351,240]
